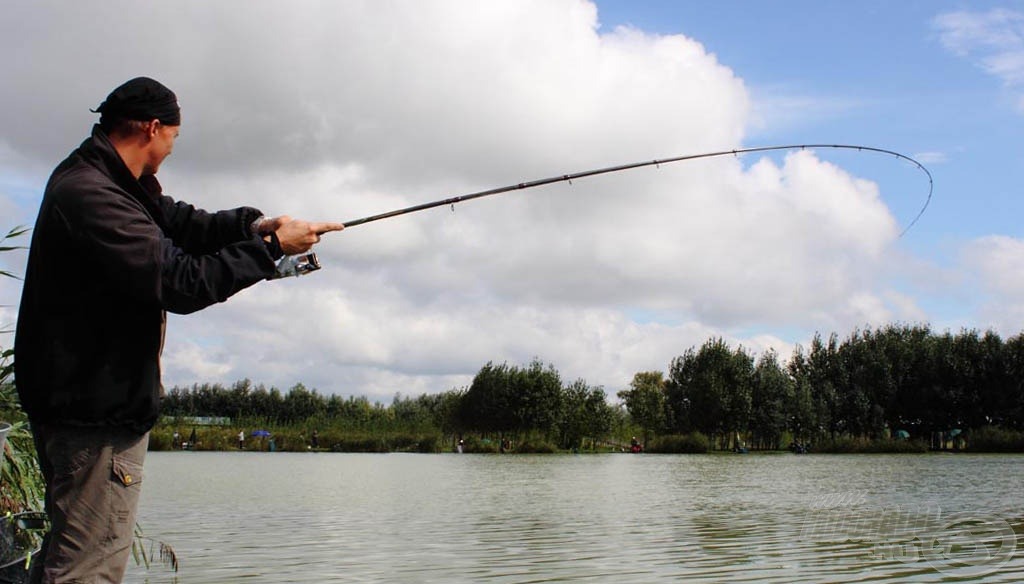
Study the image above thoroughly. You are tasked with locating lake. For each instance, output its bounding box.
[125,451,1023,583]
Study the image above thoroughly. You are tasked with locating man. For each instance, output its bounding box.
[14,77,344,582]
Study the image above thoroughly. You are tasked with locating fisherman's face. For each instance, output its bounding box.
[143,121,179,176]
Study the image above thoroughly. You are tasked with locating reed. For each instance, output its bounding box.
[965,426,1024,453]
[647,432,710,453]
[811,436,929,453]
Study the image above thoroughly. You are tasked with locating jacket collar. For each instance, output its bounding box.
[79,124,168,229]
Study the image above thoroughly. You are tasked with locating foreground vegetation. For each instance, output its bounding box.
[1,226,43,514]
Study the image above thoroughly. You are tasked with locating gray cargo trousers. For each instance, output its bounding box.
[29,424,148,584]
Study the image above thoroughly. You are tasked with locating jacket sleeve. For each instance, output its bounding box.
[56,173,278,315]
[157,193,263,255]
[159,235,278,314]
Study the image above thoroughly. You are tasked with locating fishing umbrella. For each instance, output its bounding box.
[251,430,271,437]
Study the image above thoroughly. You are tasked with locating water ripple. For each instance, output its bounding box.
[127,452,1024,583]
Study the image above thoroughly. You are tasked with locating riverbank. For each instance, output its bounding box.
[148,423,1022,454]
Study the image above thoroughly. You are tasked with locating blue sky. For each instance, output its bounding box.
[597,0,1024,325]
[2,1,1023,401]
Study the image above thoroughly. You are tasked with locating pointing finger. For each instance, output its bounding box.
[313,222,346,235]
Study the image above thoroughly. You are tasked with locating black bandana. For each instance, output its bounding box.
[93,77,180,126]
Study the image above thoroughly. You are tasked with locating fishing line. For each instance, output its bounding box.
[339,144,933,238]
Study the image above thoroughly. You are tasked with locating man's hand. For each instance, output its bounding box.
[262,215,345,255]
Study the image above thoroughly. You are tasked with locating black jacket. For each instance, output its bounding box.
[15,125,281,432]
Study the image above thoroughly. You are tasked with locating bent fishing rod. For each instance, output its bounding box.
[282,144,933,277]
[339,144,933,235]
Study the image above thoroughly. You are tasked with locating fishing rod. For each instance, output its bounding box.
[339,144,934,236]
[280,144,933,277]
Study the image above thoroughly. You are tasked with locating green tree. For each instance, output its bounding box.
[1001,333,1024,429]
[282,382,325,422]
[510,359,563,437]
[391,392,435,431]
[879,324,933,437]
[560,380,612,450]
[228,378,254,419]
[251,384,285,421]
[836,328,883,438]
[975,329,1008,428]
[420,389,465,438]
[785,347,818,442]
[667,338,752,449]
[617,371,666,448]
[749,350,792,450]
[459,361,516,434]
[458,359,564,441]
[802,333,841,440]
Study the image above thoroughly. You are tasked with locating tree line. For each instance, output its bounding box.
[619,324,1024,451]
[161,359,626,451]
[165,324,1024,452]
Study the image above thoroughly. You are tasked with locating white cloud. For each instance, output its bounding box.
[961,235,1024,334]
[162,341,235,382]
[934,9,1024,109]
[965,236,1024,296]
[0,1,925,398]
[912,151,949,165]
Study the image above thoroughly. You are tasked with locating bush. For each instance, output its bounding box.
[515,439,557,454]
[647,432,710,453]
[411,434,441,453]
[329,436,387,452]
[459,435,497,453]
[812,436,928,453]
[388,433,435,453]
[148,431,174,451]
[966,426,1024,452]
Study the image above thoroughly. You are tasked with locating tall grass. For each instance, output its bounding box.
[1,226,43,515]
[811,436,930,454]
[966,426,1024,452]
[647,432,710,453]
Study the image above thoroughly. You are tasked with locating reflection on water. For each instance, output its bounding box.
[128,453,1024,583]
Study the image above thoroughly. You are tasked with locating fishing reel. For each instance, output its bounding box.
[272,252,321,279]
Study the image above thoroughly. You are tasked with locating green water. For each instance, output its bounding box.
[127,452,1024,583]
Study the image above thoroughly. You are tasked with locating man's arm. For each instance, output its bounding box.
[158,194,263,254]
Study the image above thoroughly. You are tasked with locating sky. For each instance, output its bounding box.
[2,1,1023,404]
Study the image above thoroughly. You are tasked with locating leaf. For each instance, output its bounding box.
[2,226,30,239]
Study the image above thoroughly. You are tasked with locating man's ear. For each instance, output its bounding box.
[144,119,161,138]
